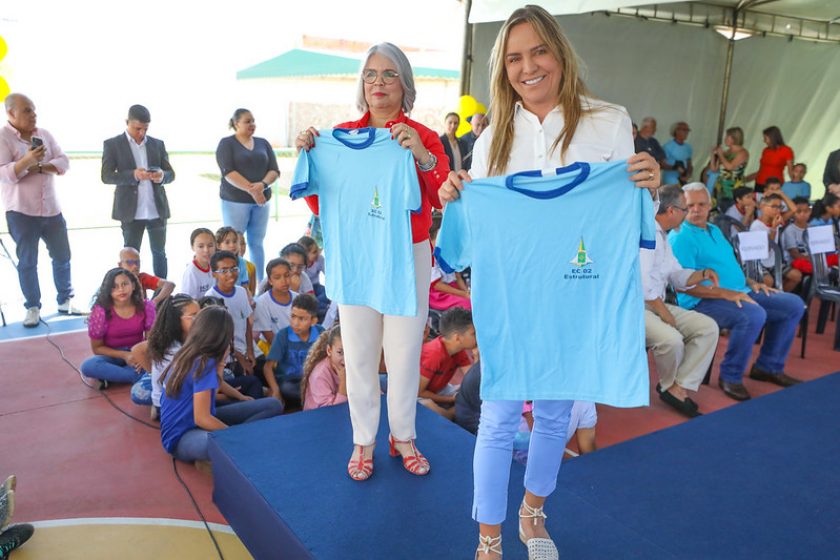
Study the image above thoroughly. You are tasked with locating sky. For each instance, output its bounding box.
[0,0,466,150]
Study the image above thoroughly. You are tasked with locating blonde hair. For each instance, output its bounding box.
[300,326,341,407]
[487,5,592,176]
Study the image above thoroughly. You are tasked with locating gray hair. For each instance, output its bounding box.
[641,117,656,129]
[682,182,710,199]
[355,43,416,114]
[657,184,685,214]
[4,93,28,112]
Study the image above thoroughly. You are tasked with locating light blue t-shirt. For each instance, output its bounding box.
[662,139,693,185]
[782,180,811,201]
[668,222,749,310]
[290,128,421,316]
[435,160,654,406]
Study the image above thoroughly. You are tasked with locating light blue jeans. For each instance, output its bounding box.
[473,399,573,525]
[220,199,270,282]
[80,354,143,384]
[172,398,284,462]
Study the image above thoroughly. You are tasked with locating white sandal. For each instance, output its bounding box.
[518,500,559,560]
[475,534,502,559]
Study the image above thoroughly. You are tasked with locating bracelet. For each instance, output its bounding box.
[417,151,437,172]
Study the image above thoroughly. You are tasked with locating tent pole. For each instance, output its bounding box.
[460,0,474,95]
[716,37,735,145]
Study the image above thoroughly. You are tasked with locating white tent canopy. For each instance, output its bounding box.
[464,1,840,197]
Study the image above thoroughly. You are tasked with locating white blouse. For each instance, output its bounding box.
[470,97,634,179]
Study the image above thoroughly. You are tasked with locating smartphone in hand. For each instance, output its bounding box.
[31,137,44,149]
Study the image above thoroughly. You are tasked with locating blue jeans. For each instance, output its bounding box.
[80,354,143,384]
[172,398,284,462]
[473,400,573,525]
[694,291,805,383]
[5,211,73,309]
[220,200,269,282]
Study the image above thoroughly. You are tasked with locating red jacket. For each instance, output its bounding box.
[304,111,446,242]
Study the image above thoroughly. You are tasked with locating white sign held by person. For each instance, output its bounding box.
[807,225,836,255]
[737,231,769,261]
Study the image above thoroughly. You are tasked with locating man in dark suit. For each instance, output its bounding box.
[101,105,175,278]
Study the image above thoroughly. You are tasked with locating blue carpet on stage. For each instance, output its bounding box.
[0,313,86,341]
[210,372,840,560]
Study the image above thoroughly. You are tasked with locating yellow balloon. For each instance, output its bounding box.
[0,76,9,102]
[456,119,471,137]
[0,35,7,63]
[459,95,478,119]
[474,102,487,116]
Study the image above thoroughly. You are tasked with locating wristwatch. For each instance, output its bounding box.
[37,163,43,173]
[417,151,437,172]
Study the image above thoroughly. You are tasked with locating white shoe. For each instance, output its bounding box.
[22,307,40,328]
[519,500,559,560]
[58,298,88,315]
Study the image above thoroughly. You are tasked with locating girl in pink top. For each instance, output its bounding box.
[81,268,155,388]
[301,326,347,411]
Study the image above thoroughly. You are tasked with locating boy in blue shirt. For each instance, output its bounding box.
[263,294,323,404]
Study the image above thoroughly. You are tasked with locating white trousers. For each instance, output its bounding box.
[339,242,431,446]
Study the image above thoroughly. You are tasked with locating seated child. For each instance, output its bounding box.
[263,294,323,404]
[780,197,828,280]
[429,216,470,311]
[418,307,476,420]
[298,235,330,320]
[80,268,155,400]
[253,258,297,354]
[454,361,482,434]
[514,401,598,465]
[205,251,261,383]
[300,326,347,411]
[782,163,811,201]
[239,232,257,294]
[280,243,315,295]
[215,226,251,293]
[118,246,174,304]
[724,187,756,234]
[750,193,803,291]
[160,306,283,465]
[761,177,795,221]
[180,228,216,299]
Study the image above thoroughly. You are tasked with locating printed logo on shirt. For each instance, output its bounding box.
[368,186,385,221]
[565,237,599,280]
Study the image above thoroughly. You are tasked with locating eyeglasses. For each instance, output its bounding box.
[214,266,239,275]
[288,264,306,272]
[671,206,688,213]
[362,69,400,84]
[122,259,141,266]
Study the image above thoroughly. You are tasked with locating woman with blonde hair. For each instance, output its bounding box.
[438,5,660,559]
[712,126,749,209]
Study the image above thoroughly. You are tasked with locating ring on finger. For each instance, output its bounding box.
[648,171,655,180]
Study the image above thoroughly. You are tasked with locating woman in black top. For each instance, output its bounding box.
[215,108,280,281]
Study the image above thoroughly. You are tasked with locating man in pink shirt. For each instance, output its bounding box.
[0,93,83,327]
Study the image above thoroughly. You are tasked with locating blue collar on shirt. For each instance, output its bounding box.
[505,162,590,199]
[269,291,292,306]
[212,285,236,298]
[288,326,317,343]
[332,127,376,149]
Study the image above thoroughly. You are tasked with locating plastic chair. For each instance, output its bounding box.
[713,214,747,245]
[801,229,840,353]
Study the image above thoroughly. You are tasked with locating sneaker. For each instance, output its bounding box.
[22,307,40,328]
[57,298,88,315]
[0,488,13,531]
[0,523,34,559]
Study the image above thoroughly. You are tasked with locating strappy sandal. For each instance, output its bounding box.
[475,534,502,559]
[388,435,430,476]
[347,444,374,481]
[519,500,559,560]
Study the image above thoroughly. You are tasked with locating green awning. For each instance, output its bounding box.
[237,49,459,80]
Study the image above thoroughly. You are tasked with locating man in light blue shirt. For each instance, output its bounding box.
[436,159,655,407]
[668,183,804,401]
[661,122,693,185]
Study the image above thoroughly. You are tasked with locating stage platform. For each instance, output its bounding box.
[210,373,840,559]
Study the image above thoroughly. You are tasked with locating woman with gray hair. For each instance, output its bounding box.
[294,43,447,481]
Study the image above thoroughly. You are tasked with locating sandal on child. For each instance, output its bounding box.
[518,500,558,560]
[388,435,430,476]
[347,444,374,481]
[475,534,502,559]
